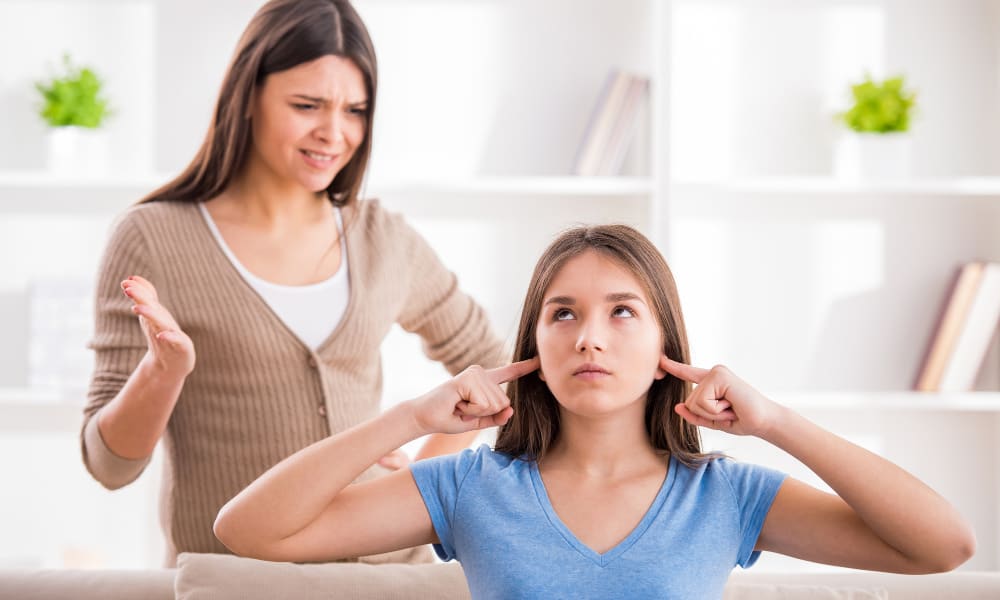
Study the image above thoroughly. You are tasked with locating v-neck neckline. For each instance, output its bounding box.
[528,455,677,567]
[192,200,359,355]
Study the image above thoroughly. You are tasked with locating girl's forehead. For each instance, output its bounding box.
[543,251,648,298]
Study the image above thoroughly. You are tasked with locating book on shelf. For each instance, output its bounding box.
[572,69,649,176]
[914,261,1000,392]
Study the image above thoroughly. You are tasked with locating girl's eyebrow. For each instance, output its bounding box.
[607,292,644,304]
[543,292,645,306]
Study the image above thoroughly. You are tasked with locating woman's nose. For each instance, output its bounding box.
[316,111,346,145]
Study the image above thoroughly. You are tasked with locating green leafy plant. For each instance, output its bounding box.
[35,54,111,128]
[839,74,916,134]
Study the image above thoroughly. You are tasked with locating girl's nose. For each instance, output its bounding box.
[575,320,606,353]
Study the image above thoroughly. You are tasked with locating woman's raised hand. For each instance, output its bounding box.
[121,275,196,378]
[660,356,782,438]
[409,358,539,436]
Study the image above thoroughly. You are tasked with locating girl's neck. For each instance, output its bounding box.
[541,405,665,478]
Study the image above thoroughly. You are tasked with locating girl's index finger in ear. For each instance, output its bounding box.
[659,355,707,383]
[488,357,540,385]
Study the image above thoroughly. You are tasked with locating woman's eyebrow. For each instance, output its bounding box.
[289,94,369,106]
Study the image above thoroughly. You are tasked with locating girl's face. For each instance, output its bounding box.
[535,250,667,419]
[248,55,367,193]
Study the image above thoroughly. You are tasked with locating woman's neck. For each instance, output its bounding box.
[215,163,328,227]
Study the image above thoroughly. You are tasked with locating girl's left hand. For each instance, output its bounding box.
[660,356,783,438]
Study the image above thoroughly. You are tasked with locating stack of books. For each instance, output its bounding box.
[914,261,1000,391]
[572,69,650,176]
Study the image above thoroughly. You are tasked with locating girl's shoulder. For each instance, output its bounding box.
[672,455,787,503]
[413,444,526,483]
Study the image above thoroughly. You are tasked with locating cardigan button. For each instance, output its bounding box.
[318,405,327,417]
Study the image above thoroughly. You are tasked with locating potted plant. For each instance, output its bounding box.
[833,73,917,180]
[35,54,112,176]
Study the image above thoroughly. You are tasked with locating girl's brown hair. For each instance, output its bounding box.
[494,224,712,467]
[142,0,376,207]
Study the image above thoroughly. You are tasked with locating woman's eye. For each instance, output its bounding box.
[612,306,636,318]
[348,107,368,116]
[554,308,575,321]
[292,103,318,111]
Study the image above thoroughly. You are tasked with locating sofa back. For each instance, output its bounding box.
[2,556,1000,599]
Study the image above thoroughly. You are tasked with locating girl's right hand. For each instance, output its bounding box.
[409,358,539,435]
[121,275,196,378]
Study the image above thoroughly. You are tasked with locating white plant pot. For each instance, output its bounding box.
[47,126,110,177]
[833,132,912,181]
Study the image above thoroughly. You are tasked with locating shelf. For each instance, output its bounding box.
[0,171,166,214]
[672,177,1000,197]
[771,391,1000,412]
[1,390,998,436]
[0,173,653,215]
[366,176,652,197]
[0,390,84,434]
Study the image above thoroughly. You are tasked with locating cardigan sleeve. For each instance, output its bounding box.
[80,210,156,489]
[394,216,507,374]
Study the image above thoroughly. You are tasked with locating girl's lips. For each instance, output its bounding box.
[573,370,611,381]
[572,364,611,381]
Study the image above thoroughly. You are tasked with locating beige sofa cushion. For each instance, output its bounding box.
[176,553,894,600]
[0,567,175,600]
[724,584,887,599]
[174,553,470,600]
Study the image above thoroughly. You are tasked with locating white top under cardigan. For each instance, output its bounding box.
[198,202,350,349]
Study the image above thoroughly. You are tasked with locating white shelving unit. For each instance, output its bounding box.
[0,0,998,571]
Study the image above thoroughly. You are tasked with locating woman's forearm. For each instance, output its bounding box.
[763,406,975,568]
[96,354,187,459]
[215,401,425,553]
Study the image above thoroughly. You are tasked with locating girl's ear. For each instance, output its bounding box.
[538,369,546,382]
[653,366,666,381]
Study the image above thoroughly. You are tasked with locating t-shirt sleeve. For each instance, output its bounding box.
[717,458,787,569]
[408,445,482,561]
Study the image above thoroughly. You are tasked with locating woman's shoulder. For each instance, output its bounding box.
[114,199,201,229]
[345,198,417,241]
[102,200,199,245]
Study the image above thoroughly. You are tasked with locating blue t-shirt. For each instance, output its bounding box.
[410,444,786,600]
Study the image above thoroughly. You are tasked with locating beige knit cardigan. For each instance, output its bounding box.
[81,198,506,565]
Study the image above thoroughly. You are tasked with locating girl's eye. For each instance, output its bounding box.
[348,107,368,116]
[612,305,636,318]
[292,103,318,111]
[554,308,575,321]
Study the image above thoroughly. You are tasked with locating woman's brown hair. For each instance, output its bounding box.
[142,0,376,207]
[494,224,713,467]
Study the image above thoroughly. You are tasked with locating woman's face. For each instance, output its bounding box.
[535,250,666,419]
[249,55,368,193]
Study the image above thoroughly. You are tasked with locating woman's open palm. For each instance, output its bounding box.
[121,275,196,377]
